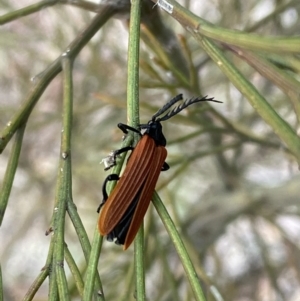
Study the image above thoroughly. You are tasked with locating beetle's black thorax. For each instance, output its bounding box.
[141,120,166,147]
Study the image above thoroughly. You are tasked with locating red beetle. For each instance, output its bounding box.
[98,94,220,250]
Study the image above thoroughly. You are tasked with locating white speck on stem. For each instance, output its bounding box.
[62,152,68,159]
[155,0,173,14]
[61,49,71,57]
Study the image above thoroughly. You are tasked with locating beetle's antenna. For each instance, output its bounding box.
[151,94,183,121]
[156,96,221,122]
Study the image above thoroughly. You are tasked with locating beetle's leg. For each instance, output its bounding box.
[118,123,141,135]
[101,146,134,170]
[161,162,169,171]
[97,174,120,213]
[101,123,141,170]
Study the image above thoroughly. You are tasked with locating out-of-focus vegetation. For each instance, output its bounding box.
[1,0,300,300]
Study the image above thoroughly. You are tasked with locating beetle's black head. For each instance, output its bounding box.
[140,119,166,147]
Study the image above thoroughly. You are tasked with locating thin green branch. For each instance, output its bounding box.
[126,1,147,300]
[24,237,55,301]
[67,198,103,299]
[82,226,104,301]
[153,223,181,301]
[194,37,300,163]
[64,244,84,298]
[197,25,300,53]
[66,200,92,263]
[52,56,74,301]
[47,240,59,301]
[245,51,300,95]
[0,123,26,225]
[134,226,146,301]
[150,0,300,53]
[127,0,142,130]
[152,192,207,301]
[228,45,300,120]
[22,264,49,301]
[0,0,58,25]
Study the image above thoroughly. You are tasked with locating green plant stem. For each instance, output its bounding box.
[127,0,142,130]
[153,223,181,301]
[64,244,84,298]
[150,0,300,53]
[0,0,58,24]
[83,226,104,301]
[52,57,73,301]
[0,123,26,225]
[134,226,146,301]
[23,235,55,301]
[126,1,147,300]
[48,269,58,301]
[152,192,207,301]
[195,37,300,163]
[67,201,103,300]
[22,264,49,301]
[66,196,95,263]
[227,45,300,120]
